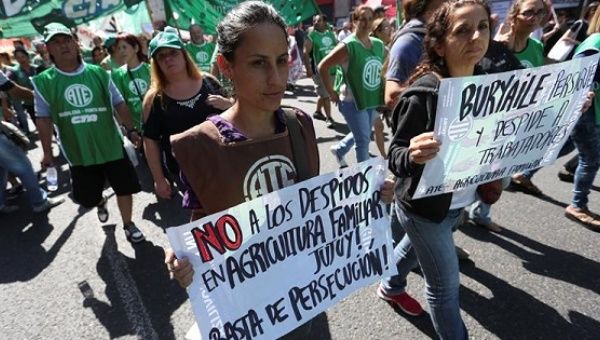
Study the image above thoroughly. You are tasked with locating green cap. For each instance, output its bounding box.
[149,28,183,57]
[43,23,71,43]
[103,35,117,48]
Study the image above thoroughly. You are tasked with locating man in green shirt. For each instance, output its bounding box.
[184,24,216,72]
[302,14,338,127]
[33,23,145,243]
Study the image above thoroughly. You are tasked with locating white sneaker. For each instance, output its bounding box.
[124,222,145,243]
[330,146,348,168]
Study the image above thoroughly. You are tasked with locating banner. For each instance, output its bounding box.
[167,158,395,340]
[413,55,598,199]
[164,0,320,35]
[0,0,143,38]
[85,3,152,37]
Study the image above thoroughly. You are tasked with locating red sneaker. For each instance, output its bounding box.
[377,285,424,316]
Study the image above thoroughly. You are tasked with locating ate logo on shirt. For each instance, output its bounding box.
[520,60,535,69]
[321,36,333,47]
[64,84,94,108]
[196,51,210,64]
[363,58,383,91]
[128,78,148,96]
[243,155,296,201]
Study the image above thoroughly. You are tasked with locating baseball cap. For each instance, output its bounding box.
[43,23,72,43]
[103,34,117,48]
[148,28,184,57]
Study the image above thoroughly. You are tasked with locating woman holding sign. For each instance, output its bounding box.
[164,1,395,338]
[382,1,491,338]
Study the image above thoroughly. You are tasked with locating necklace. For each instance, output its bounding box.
[176,91,203,109]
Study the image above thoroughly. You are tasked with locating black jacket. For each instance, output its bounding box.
[388,73,452,223]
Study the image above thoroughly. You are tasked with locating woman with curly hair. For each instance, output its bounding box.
[380,1,491,338]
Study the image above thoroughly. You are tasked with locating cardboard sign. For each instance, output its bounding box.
[168,158,396,340]
[413,56,598,199]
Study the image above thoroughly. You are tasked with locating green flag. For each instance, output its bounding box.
[0,0,143,38]
[164,0,320,35]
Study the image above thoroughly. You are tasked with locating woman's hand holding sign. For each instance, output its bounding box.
[380,177,395,204]
[582,91,595,113]
[408,132,441,164]
[165,249,194,288]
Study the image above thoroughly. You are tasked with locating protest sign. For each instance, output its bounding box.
[167,158,396,340]
[413,55,598,199]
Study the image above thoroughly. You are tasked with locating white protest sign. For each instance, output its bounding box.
[167,158,396,340]
[413,55,598,199]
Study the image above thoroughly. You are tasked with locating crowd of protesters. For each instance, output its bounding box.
[1,0,599,338]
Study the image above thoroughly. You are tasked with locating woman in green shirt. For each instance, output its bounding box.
[319,5,386,166]
[497,0,568,194]
[499,0,547,68]
[111,34,151,132]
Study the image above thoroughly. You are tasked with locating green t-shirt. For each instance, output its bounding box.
[575,33,600,124]
[101,55,121,73]
[32,64,124,166]
[514,38,544,68]
[111,62,151,131]
[185,42,216,72]
[342,35,385,110]
[309,29,338,75]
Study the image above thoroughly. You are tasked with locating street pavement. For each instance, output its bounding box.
[1,78,599,339]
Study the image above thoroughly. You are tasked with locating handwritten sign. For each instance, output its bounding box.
[167,158,396,340]
[413,55,598,199]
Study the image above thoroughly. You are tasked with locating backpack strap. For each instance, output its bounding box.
[126,67,145,102]
[282,107,310,182]
[390,24,427,47]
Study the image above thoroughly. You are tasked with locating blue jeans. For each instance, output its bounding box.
[570,109,600,210]
[521,137,575,179]
[11,101,30,134]
[381,205,467,340]
[0,133,46,208]
[333,101,377,163]
[468,177,511,223]
[468,200,492,224]
[389,201,404,245]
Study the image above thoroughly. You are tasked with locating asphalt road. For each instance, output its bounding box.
[1,78,599,340]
